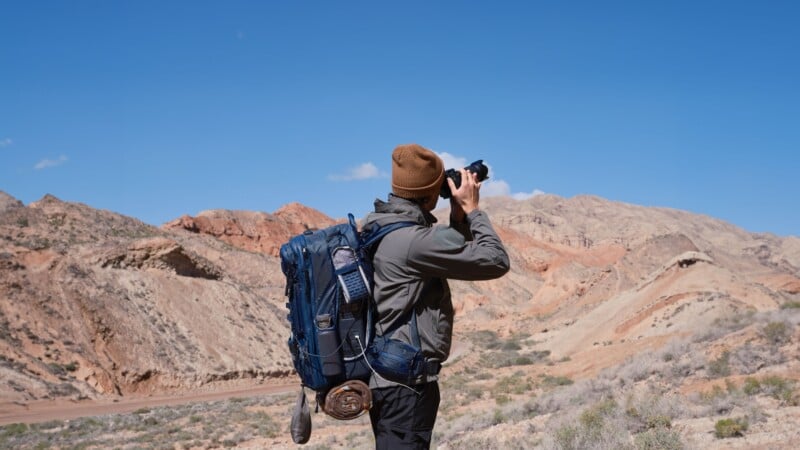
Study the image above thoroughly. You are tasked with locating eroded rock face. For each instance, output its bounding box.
[100,237,221,279]
[1,190,798,406]
[0,192,292,403]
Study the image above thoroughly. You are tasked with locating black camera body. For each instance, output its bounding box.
[440,159,489,199]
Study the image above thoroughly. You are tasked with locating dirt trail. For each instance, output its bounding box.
[0,383,297,426]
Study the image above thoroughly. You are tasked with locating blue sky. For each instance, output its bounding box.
[1,1,798,236]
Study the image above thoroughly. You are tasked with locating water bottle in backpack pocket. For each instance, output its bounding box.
[316,314,343,378]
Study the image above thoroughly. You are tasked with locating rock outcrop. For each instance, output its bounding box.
[162,203,338,257]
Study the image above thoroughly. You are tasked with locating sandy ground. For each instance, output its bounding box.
[0,382,297,426]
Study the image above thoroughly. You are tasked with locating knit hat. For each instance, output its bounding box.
[391,144,445,199]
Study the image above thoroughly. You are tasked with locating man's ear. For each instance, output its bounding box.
[424,194,439,211]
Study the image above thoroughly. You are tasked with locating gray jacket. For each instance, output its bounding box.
[363,195,510,385]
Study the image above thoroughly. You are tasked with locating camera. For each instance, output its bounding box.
[440,160,489,199]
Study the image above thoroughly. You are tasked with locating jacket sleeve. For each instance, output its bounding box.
[450,214,473,241]
[407,210,510,280]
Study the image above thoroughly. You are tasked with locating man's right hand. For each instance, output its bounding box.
[448,168,481,221]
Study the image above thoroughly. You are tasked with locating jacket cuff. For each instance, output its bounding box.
[466,209,484,223]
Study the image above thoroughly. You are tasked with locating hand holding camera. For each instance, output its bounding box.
[443,160,488,221]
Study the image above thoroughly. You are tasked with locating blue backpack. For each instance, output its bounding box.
[280,215,415,395]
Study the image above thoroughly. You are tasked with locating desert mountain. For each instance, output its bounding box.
[1,190,798,416]
[0,193,299,402]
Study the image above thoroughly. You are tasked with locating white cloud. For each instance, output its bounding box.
[435,150,544,200]
[482,179,511,197]
[34,155,68,170]
[328,162,386,181]
[0,138,12,147]
[480,180,544,199]
[437,152,468,173]
[511,189,546,200]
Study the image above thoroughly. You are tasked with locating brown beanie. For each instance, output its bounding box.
[391,144,445,199]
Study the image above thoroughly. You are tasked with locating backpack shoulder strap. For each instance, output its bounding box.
[353,214,416,250]
[353,214,421,345]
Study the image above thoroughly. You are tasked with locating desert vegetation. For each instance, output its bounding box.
[430,307,799,449]
[2,306,798,449]
[0,394,290,450]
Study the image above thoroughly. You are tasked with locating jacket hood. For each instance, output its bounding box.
[363,194,438,229]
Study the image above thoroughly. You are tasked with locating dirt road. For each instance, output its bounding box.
[0,383,297,426]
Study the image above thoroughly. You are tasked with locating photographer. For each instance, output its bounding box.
[363,143,510,449]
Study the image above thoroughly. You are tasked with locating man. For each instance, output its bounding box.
[363,143,510,449]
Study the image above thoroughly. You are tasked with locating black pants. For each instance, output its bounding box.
[369,382,440,449]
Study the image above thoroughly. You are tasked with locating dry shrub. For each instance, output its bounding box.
[759,376,798,405]
[533,377,614,416]
[714,417,748,438]
[706,351,731,378]
[623,392,686,432]
[729,342,786,374]
[634,427,684,450]
[491,371,533,403]
[541,399,634,450]
[0,394,288,449]
[541,394,683,450]
[760,321,792,345]
[693,311,756,343]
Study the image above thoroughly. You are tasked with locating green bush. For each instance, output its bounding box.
[513,356,534,365]
[714,417,748,438]
[481,350,550,368]
[1,423,28,438]
[761,376,797,405]
[491,409,505,425]
[47,362,67,376]
[491,372,533,403]
[541,375,573,387]
[780,301,800,309]
[742,377,761,395]
[494,394,511,405]
[644,415,672,430]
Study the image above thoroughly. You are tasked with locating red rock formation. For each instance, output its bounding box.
[162,204,338,257]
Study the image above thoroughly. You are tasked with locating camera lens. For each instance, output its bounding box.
[466,160,489,182]
[439,160,489,199]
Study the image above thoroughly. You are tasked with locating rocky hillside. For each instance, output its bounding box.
[439,195,800,378]
[1,190,798,411]
[0,192,313,403]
